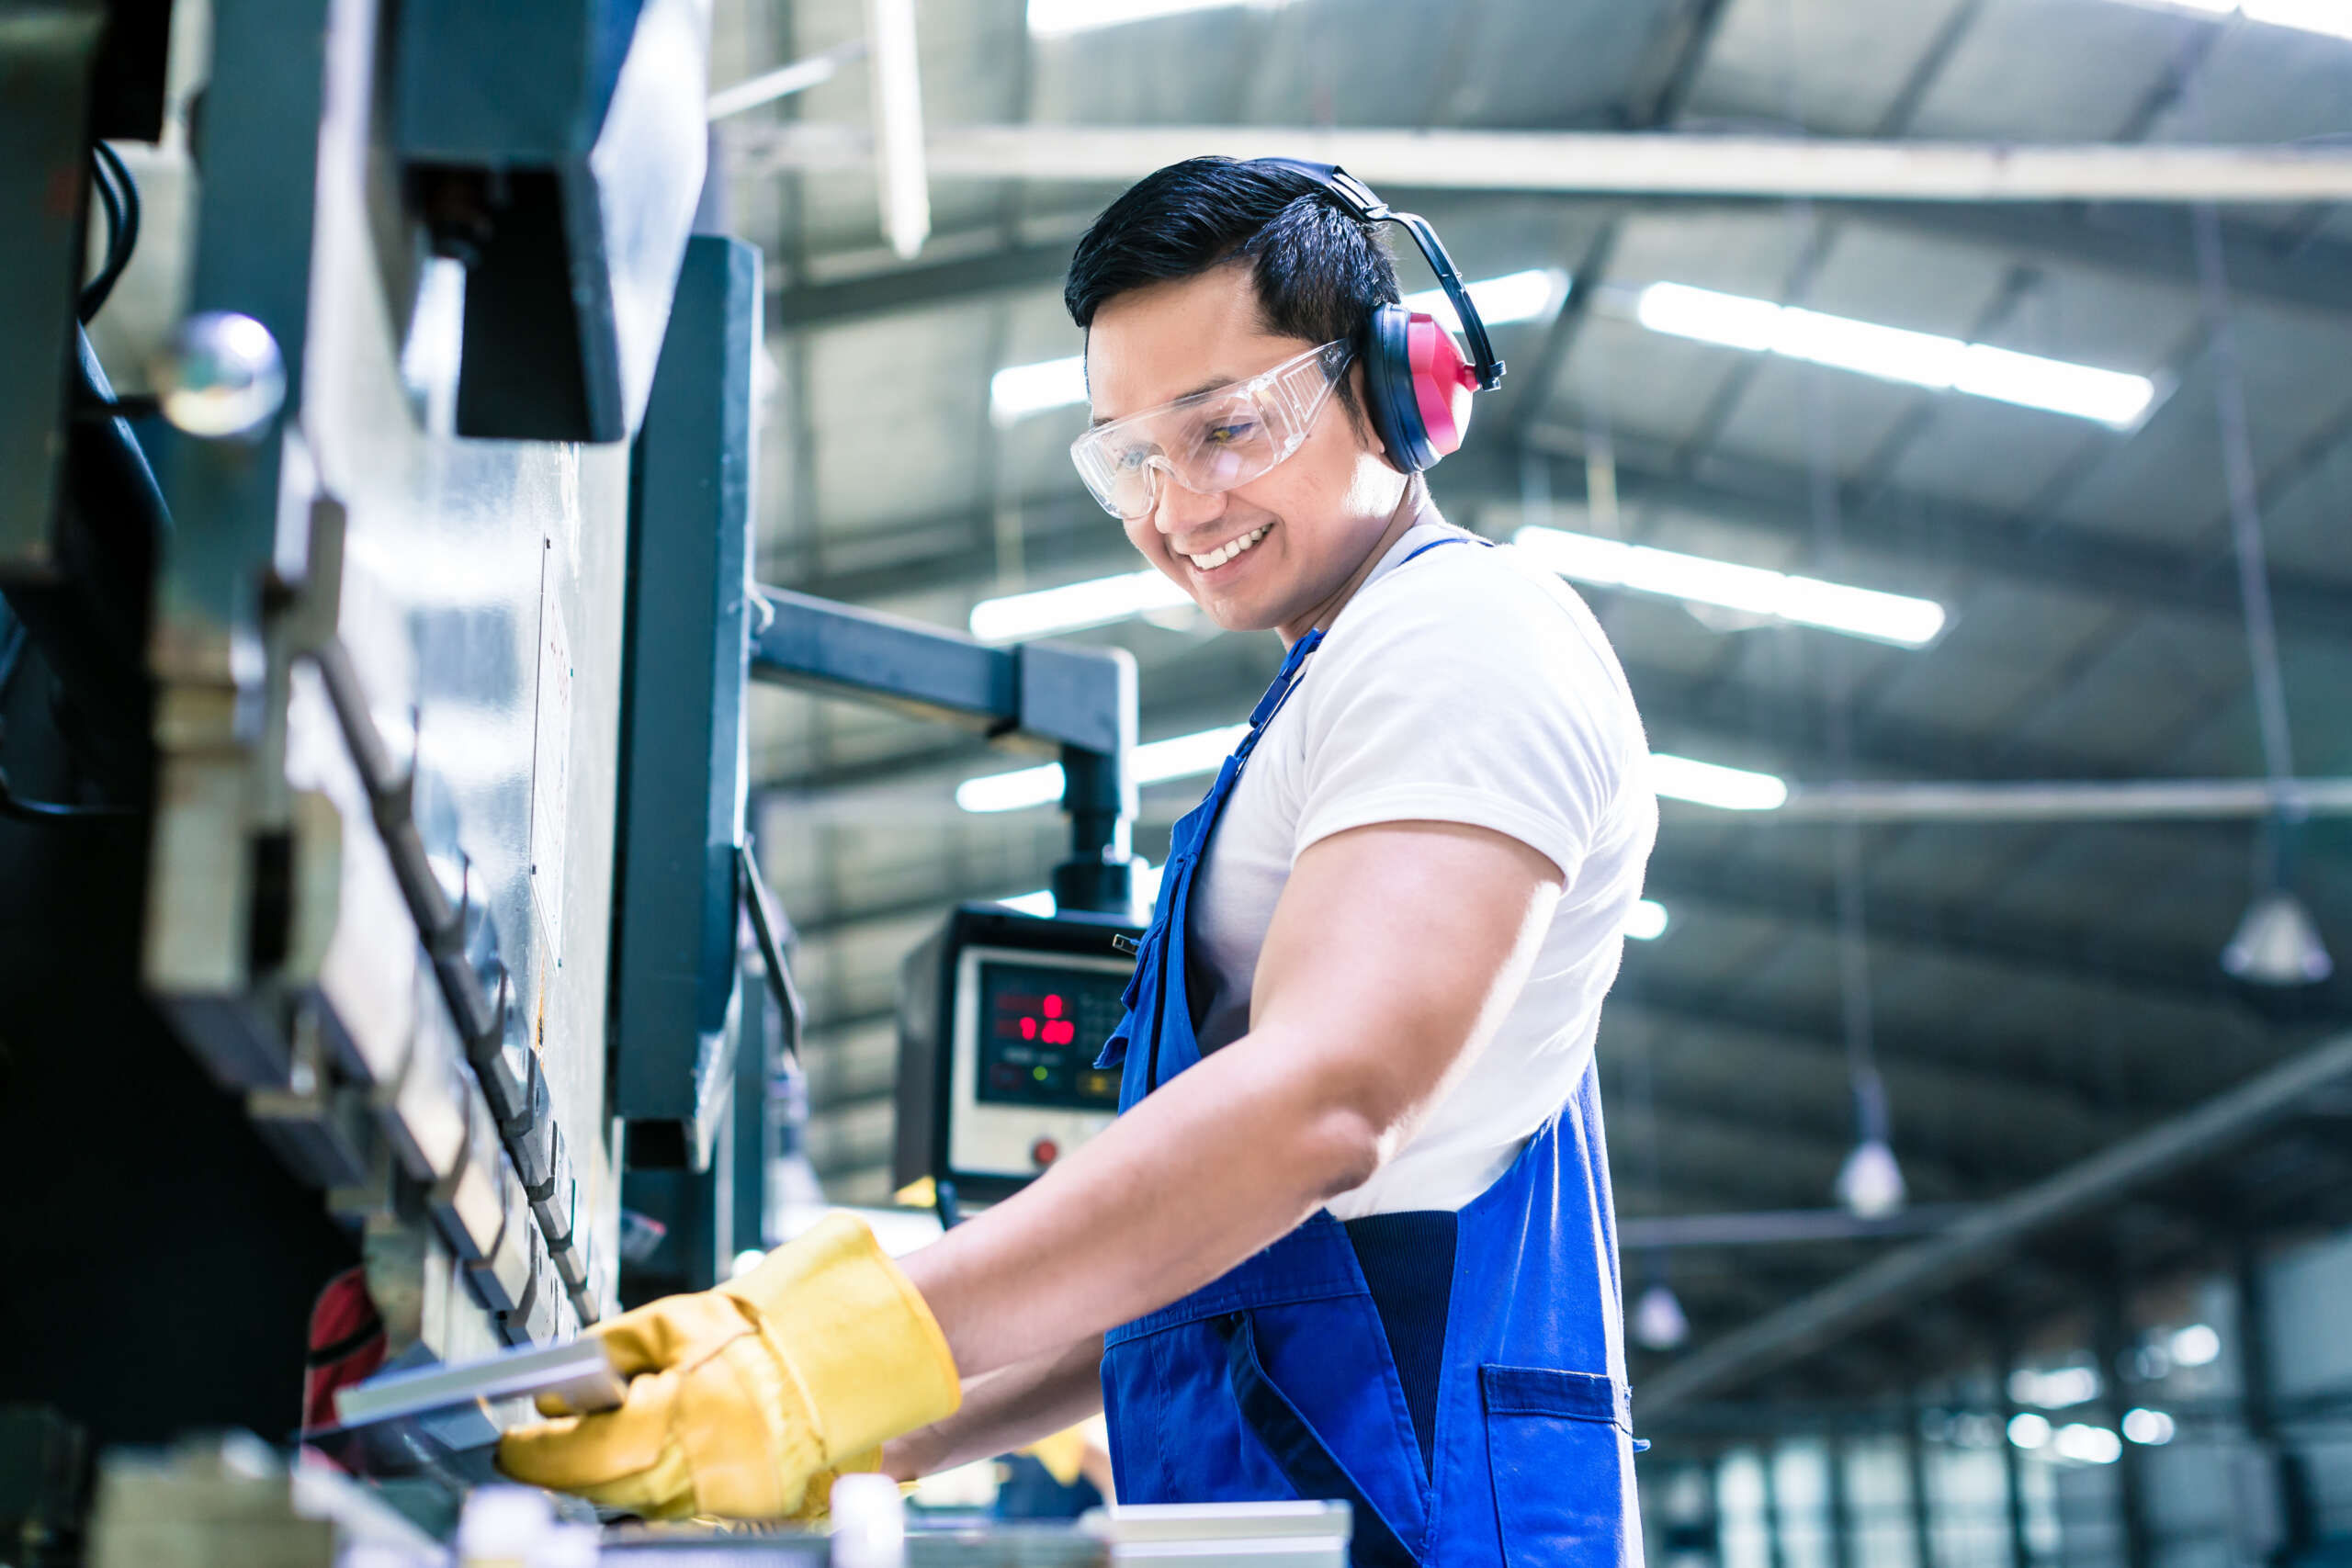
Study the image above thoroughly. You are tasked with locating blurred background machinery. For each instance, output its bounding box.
[5,0,2352,1564]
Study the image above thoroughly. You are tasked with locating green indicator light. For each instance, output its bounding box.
[1033,1066,1049,1081]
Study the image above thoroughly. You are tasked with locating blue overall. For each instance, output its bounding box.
[1094,539,1646,1567]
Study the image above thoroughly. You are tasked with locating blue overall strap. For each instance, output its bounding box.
[1394,533,1487,567]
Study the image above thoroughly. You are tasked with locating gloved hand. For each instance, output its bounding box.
[497,1213,959,1518]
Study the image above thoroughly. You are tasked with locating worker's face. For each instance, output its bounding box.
[1084,264,1408,638]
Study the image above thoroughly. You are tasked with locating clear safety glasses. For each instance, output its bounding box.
[1068,339,1355,520]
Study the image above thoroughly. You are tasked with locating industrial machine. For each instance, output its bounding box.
[0,0,1167,1558]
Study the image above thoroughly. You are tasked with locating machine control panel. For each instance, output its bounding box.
[896,903,1143,1201]
[951,944,1130,1176]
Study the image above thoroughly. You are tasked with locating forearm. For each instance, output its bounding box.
[884,1335,1105,1481]
[899,1021,1380,1380]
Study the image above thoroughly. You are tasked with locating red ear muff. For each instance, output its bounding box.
[1250,159,1504,472]
[1407,314,1478,460]
[1363,304,1480,475]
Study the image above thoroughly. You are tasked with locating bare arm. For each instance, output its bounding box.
[899,819,1562,1380]
[882,1336,1104,1482]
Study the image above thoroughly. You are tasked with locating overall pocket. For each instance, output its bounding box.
[1481,1365,1643,1568]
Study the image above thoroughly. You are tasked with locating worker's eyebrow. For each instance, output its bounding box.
[1088,374,1245,429]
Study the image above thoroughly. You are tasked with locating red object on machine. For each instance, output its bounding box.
[300,1266,387,1439]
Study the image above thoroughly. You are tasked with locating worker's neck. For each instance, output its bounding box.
[1277,482,1435,648]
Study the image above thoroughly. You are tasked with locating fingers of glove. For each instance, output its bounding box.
[560,1446,700,1521]
[592,1292,757,1379]
[498,1369,681,1492]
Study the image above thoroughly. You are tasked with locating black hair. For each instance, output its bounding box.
[1063,156,1401,427]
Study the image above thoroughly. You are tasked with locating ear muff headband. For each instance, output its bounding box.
[1250,157,1504,474]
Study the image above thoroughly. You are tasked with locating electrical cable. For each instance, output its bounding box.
[0,616,133,822]
[78,142,141,325]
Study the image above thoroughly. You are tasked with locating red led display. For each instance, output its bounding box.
[978,963,1126,1110]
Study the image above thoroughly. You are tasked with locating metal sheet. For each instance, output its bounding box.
[334,1336,623,1428]
[0,3,105,576]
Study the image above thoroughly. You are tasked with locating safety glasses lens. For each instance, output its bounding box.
[1070,341,1349,519]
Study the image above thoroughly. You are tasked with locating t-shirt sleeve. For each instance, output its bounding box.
[1290,559,1640,882]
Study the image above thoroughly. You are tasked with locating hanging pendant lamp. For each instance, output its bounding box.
[2222,888,2334,987]
[1634,1280,1690,1352]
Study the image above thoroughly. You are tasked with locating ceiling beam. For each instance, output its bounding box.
[759,633,2292,850]
[740,123,2352,204]
[1638,1027,2352,1416]
[1641,846,2352,1023]
[762,197,2352,342]
[1854,200,2352,324]
[1605,987,2130,1153]
[771,236,1076,331]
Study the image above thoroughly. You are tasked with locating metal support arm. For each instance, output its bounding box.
[750,588,1137,914]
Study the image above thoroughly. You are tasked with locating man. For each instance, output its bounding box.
[502,157,1657,1565]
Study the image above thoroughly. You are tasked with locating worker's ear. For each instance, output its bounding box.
[1346,367,1405,473]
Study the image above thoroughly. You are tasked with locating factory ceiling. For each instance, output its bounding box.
[719,0,2352,1401]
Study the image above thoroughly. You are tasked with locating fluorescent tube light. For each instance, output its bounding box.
[2169,1324,2221,1367]
[1000,860,1166,919]
[2115,0,2352,39]
[1634,281,2154,428]
[865,0,930,260]
[1403,269,1567,335]
[1512,525,1946,648]
[2245,0,2352,39]
[957,723,1252,813]
[1649,753,1789,811]
[2052,1424,2123,1465]
[956,765,1066,814]
[990,354,1087,425]
[1623,898,1670,942]
[1029,0,1294,36]
[1136,723,1250,781]
[971,570,1191,643]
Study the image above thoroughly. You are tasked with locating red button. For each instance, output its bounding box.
[1031,1138,1059,1168]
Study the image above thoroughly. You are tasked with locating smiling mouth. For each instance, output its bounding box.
[1180,524,1271,573]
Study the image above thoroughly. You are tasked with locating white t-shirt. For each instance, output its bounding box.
[1185,516,1657,1219]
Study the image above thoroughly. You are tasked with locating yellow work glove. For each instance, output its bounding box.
[496,1214,959,1519]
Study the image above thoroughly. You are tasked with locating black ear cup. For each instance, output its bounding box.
[1363,302,1434,474]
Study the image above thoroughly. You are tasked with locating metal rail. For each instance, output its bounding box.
[1763,777,2352,823]
[735,123,2352,204]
